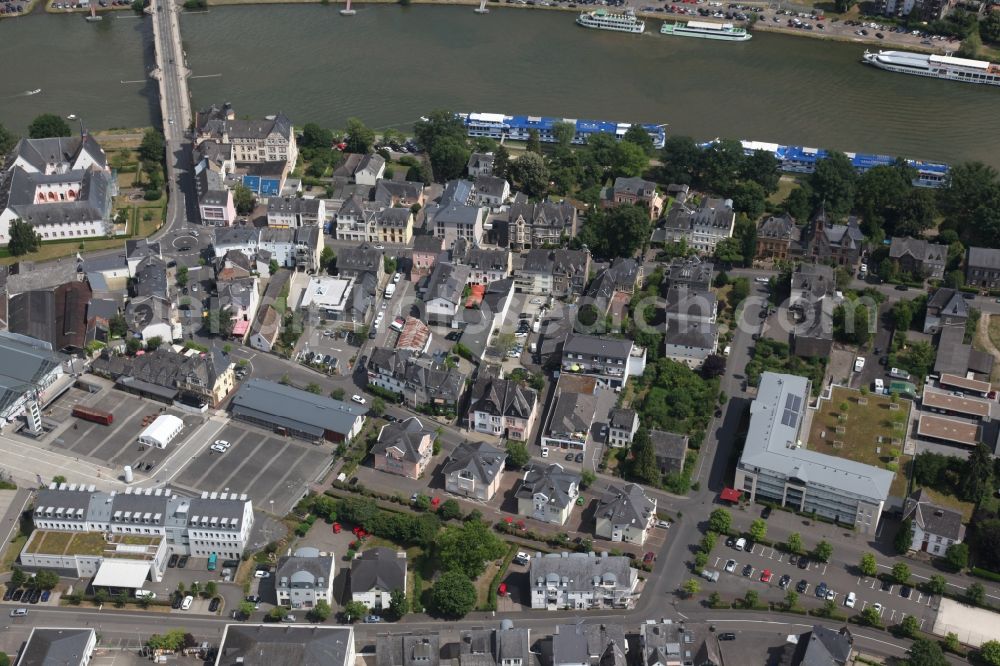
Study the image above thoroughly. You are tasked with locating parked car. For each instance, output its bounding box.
[718,633,736,641]
[364,615,382,623]
[816,582,828,598]
[760,569,773,583]
[796,580,809,594]
[643,552,656,564]
[9,608,27,617]
[177,556,188,568]
[168,554,179,568]
[701,569,720,582]
[254,570,270,579]
[741,564,754,577]
[724,559,737,573]
[209,597,221,612]
[351,394,366,405]
[513,552,530,566]
[845,592,856,608]
[734,537,747,550]
[181,595,194,610]
[797,557,809,570]
[760,505,771,519]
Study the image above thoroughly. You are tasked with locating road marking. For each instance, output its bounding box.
[916,592,923,604]
[714,557,721,567]
[857,577,863,586]
[889,610,896,622]
[861,600,868,611]
[821,564,827,575]
[871,580,877,589]
[919,618,926,629]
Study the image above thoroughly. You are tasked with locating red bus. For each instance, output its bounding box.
[72,406,113,426]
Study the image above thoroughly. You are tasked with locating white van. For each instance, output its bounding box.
[384,283,396,298]
[135,589,156,600]
[181,595,194,610]
[701,569,720,582]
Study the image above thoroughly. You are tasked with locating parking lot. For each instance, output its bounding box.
[171,420,333,514]
[47,388,205,474]
[710,539,937,629]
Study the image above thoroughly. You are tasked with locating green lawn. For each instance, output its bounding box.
[768,176,799,206]
[807,386,912,497]
[0,534,27,573]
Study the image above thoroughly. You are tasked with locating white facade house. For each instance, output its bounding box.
[607,409,639,448]
[734,373,893,536]
[902,489,966,556]
[594,484,656,545]
[137,414,184,449]
[275,547,335,609]
[515,464,580,526]
[529,552,638,610]
[350,547,407,611]
[560,334,646,389]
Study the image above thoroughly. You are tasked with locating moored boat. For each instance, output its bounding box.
[660,19,751,41]
[576,8,645,34]
[862,49,1000,87]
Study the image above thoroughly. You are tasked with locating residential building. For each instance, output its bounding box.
[395,317,432,354]
[924,287,969,334]
[662,282,718,369]
[650,430,689,476]
[902,488,966,556]
[126,239,162,276]
[122,296,170,344]
[0,332,73,427]
[335,195,375,242]
[374,207,414,245]
[373,179,426,210]
[657,198,735,253]
[442,441,507,501]
[275,546,335,609]
[229,378,366,442]
[266,197,325,228]
[366,348,468,412]
[595,483,656,545]
[777,625,854,666]
[213,625,355,666]
[607,408,639,448]
[259,226,324,273]
[195,167,236,227]
[640,620,684,666]
[515,463,581,525]
[249,304,281,353]
[965,246,1000,290]
[28,484,254,575]
[354,154,386,186]
[541,388,598,453]
[802,208,865,267]
[410,235,445,283]
[552,623,628,666]
[560,333,646,388]
[423,262,471,324]
[467,152,495,177]
[0,133,116,246]
[16,628,96,666]
[132,255,170,299]
[92,346,233,407]
[666,256,713,293]
[453,239,512,285]
[889,236,947,280]
[428,180,487,248]
[195,103,297,170]
[371,417,434,479]
[299,276,370,326]
[790,264,836,359]
[218,277,260,342]
[529,552,638,610]
[584,257,643,317]
[337,243,386,284]
[880,0,953,20]
[601,177,663,220]
[473,175,510,208]
[515,249,590,297]
[376,633,440,666]
[350,547,407,611]
[755,213,801,262]
[505,194,578,251]
[934,324,994,379]
[734,373,893,535]
[8,281,92,353]
[212,226,259,259]
[468,371,539,441]
[459,623,537,666]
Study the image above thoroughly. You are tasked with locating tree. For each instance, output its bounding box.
[176,265,189,288]
[268,605,289,621]
[701,354,727,379]
[861,606,882,627]
[493,145,510,179]
[730,181,766,219]
[430,570,476,619]
[146,335,163,350]
[859,553,878,577]
[0,122,16,155]
[10,568,26,588]
[429,136,471,183]
[708,508,732,534]
[945,633,960,653]
[958,30,982,58]
[238,600,255,618]
[899,614,920,638]
[344,118,375,154]
[320,246,336,273]
[783,185,814,221]
[307,599,332,622]
[139,128,165,163]
[371,397,386,417]
[437,519,506,579]
[389,588,409,620]
[622,124,655,156]
[301,122,334,150]
[658,135,701,185]
[890,299,913,332]
[233,184,255,216]
[810,151,857,216]
[708,591,721,607]
[509,151,549,198]
[331,387,346,401]
[611,140,649,179]
[305,383,322,395]
[927,575,947,596]
[967,582,986,606]
[896,519,914,554]
[28,113,71,139]
[743,589,759,608]
[784,590,799,610]
[414,110,467,154]
[938,162,1000,245]
[581,469,596,489]
[580,205,651,259]
[980,640,1000,666]
[342,600,367,622]
[749,519,767,542]
[505,440,530,469]
[905,638,948,666]
[438,499,462,521]
[629,427,660,485]
[892,562,911,585]
[813,540,833,563]
[741,149,781,194]
[960,443,994,503]
[713,237,744,266]
[551,121,576,150]
[7,218,41,256]
[699,138,745,194]
[944,543,968,572]
[525,129,541,154]
[495,332,518,356]
[32,569,59,590]
[682,578,700,597]
[147,629,187,652]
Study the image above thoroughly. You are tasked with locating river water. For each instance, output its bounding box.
[1,4,998,166]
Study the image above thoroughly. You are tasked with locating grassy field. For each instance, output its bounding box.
[768,175,800,206]
[0,534,27,574]
[807,386,912,497]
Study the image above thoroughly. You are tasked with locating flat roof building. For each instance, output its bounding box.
[921,389,991,420]
[734,373,893,535]
[917,414,980,447]
[230,379,366,443]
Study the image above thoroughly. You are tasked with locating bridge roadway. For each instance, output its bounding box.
[149,0,195,236]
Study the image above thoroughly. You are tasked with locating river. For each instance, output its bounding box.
[1,4,998,167]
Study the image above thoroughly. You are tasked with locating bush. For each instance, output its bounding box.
[143,189,162,201]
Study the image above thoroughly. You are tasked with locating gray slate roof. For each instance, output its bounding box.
[547,391,598,436]
[649,430,689,464]
[664,318,717,351]
[371,417,430,463]
[609,408,636,430]
[515,464,580,510]
[902,489,966,542]
[926,288,969,319]
[17,628,95,666]
[597,483,655,529]
[530,552,635,594]
[350,547,407,596]
[968,246,1000,271]
[442,441,506,487]
[563,333,634,361]
[230,378,365,438]
[216,625,354,666]
[469,373,537,420]
[425,262,471,306]
[376,633,440,666]
[276,547,334,591]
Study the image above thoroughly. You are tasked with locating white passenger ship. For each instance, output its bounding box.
[576,8,646,34]
[660,19,751,41]
[862,50,1000,87]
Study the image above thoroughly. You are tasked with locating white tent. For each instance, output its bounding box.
[92,560,151,589]
[137,414,184,449]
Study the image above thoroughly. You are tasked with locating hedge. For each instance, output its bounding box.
[970,567,1000,583]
